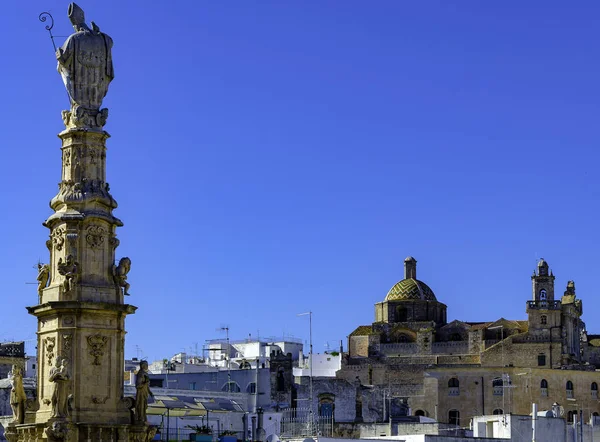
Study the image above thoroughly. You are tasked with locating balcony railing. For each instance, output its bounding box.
[527,300,561,310]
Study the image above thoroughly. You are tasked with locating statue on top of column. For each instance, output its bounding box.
[56,3,114,129]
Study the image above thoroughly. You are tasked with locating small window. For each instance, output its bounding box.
[150,379,163,388]
[567,410,576,423]
[32,364,36,370]
[541,379,548,397]
[277,367,285,391]
[247,382,257,394]
[540,289,547,300]
[538,354,546,366]
[222,381,241,393]
[396,306,408,322]
[592,382,598,399]
[448,409,460,426]
[189,382,197,390]
[448,378,459,396]
[493,378,503,396]
[415,410,425,417]
[566,380,574,399]
[540,315,547,325]
[493,409,503,415]
[449,333,462,342]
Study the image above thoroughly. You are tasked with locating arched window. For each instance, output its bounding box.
[540,289,547,300]
[318,394,335,418]
[277,367,285,391]
[448,409,460,426]
[566,380,574,399]
[493,409,503,415]
[541,379,548,397]
[567,410,576,423]
[540,315,547,325]
[493,378,503,396]
[398,335,409,343]
[246,382,256,394]
[448,378,459,396]
[414,410,426,417]
[592,382,598,399]
[221,381,241,393]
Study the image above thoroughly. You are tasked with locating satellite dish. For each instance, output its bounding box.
[267,435,280,442]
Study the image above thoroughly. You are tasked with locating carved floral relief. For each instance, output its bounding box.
[86,225,106,249]
[51,228,65,251]
[63,334,72,352]
[44,337,56,366]
[87,334,108,365]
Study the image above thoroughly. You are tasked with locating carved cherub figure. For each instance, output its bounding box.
[113,257,131,296]
[57,255,79,294]
[37,263,50,301]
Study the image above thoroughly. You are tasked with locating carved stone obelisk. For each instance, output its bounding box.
[5,3,155,441]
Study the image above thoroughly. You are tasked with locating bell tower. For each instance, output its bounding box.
[531,258,555,302]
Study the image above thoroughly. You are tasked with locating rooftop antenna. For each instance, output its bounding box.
[298,311,314,436]
[218,326,231,393]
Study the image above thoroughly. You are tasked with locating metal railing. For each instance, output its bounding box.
[280,408,334,438]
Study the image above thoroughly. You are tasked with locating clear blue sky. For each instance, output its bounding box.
[2,1,600,362]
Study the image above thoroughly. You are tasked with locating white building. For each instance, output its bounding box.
[24,356,37,379]
[293,351,341,378]
[205,336,303,369]
[472,411,600,441]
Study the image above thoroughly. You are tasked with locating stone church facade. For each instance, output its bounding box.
[298,257,600,428]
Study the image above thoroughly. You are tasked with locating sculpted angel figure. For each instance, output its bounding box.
[9,365,27,424]
[113,257,131,296]
[49,357,70,418]
[37,263,50,301]
[57,255,79,294]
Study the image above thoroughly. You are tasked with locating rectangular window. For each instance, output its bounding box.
[538,354,546,366]
[149,379,163,388]
[189,382,197,390]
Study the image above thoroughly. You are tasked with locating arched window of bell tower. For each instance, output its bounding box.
[539,289,547,300]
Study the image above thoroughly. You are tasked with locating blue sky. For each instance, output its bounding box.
[2,1,600,362]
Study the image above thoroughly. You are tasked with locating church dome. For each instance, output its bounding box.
[385,278,437,302]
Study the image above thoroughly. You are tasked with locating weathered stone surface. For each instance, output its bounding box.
[12,3,156,440]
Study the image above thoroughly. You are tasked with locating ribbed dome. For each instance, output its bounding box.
[385,278,437,301]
